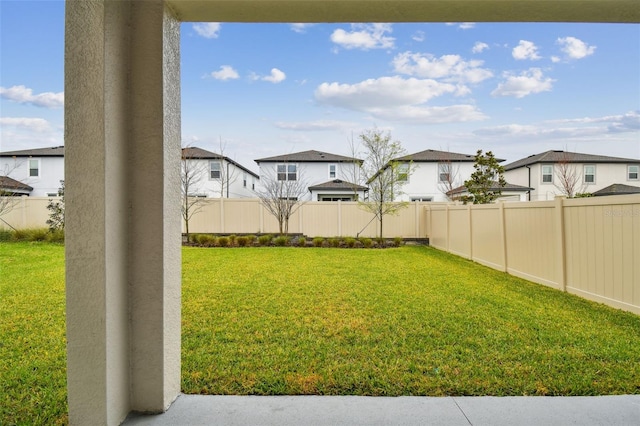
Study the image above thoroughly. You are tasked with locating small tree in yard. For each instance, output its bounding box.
[554,151,587,198]
[181,147,209,240]
[462,150,506,204]
[46,180,65,231]
[359,128,413,238]
[258,167,308,235]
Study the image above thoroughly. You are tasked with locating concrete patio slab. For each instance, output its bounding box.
[123,394,640,426]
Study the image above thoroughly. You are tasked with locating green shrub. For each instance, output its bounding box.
[0,229,12,242]
[344,237,356,248]
[360,237,373,248]
[245,235,256,245]
[218,236,230,247]
[12,228,50,242]
[274,236,289,246]
[328,237,340,248]
[297,237,306,247]
[197,234,217,247]
[228,234,237,246]
[236,236,249,247]
[46,229,65,243]
[258,235,272,246]
[312,237,324,247]
[393,237,403,247]
[375,237,385,247]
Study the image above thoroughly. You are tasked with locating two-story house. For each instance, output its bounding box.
[254,150,366,201]
[503,150,640,201]
[182,147,259,198]
[0,146,65,197]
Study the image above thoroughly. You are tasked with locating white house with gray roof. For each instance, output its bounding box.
[182,147,259,198]
[254,150,366,201]
[503,150,640,200]
[0,146,65,197]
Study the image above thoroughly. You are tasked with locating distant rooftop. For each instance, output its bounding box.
[395,149,497,163]
[308,179,368,191]
[0,176,33,192]
[592,183,640,197]
[0,146,65,157]
[182,147,259,178]
[255,150,362,164]
[504,150,640,171]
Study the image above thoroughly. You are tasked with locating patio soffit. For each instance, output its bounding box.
[167,0,640,23]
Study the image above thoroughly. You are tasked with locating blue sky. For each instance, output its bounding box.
[1,1,639,173]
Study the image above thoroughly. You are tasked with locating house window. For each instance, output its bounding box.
[541,164,553,183]
[397,163,409,182]
[243,173,247,188]
[29,159,39,177]
[277,164,297,181]
[210,161,221,179]
[628,165,639,181]
[328,164,336,179]
[438,163,450,182]
[252,177,255,190]
[584,165,595,184]
[411,197,433,202]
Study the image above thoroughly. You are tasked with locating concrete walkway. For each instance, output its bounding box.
[124,394,640,425]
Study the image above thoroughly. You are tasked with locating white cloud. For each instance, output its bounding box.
[546,110,640,133]
[0,85,64,108]
[0,117,52,132]
[275,120,356,131]
[557,36,596,60]
[472,42,489,54]
[446,23,476,30]
[290,23,315,33]
[262,68,286,83]
[512,40,541,60]
[193,23,221,39]
[314,76,486,124]
[330,23,395,50]
[210,65,239,81]
[392,52,493,85]
[412,31,425,42]
[491,68,554,98]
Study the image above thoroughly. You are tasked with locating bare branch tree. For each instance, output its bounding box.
[0,160,27,222]
[216,137,239,198]
[436,151,462,200]
[258,167,308,235]
[181,146,209,240]
[359,128,413,238]
[554,152,586,198]
[342,133,365,199]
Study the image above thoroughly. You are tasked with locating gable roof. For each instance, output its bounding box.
[0,146,65,157]
[592,183,640,197]
[504,150,640,171]
[395,149,495,163]
[182,147,259,178]
[308,179,368,191]
[255,150,361,164]
[0,176,33,192]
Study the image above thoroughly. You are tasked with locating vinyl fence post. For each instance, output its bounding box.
[555,196,567,292]
[499,202,508,272]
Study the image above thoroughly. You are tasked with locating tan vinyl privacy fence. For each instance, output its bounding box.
[0,196,53,230]
[425,195,640,315]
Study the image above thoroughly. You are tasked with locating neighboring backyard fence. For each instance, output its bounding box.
[3,194,639,314]
[425,195,640,315]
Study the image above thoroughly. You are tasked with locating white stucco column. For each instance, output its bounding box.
[65,1,181,424]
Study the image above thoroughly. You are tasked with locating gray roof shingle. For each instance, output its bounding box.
[0,176,33,192]
[447,181,533,195]
[182,147,259,178]
[592,183,640,196]
[395,149,495,162]
[504,150,640,171]
[0,146,65,157]
[308,179,368,191]
[255,150,362,163]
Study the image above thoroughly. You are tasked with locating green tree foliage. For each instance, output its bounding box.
[46,180,65,231]
[462,150,506,204]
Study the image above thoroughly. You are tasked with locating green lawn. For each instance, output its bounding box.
[2,243,640,424]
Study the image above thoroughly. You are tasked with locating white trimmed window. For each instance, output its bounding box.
[397,163,409,182]
[29,159,40,177]
[328,164,336,179]
[628,165,639,181]
[243,173,247,187]
[210,161,221,179]
[541,164,553,183]
[277,164,297,181]
[584,165,596,184]
[438,163,450,182]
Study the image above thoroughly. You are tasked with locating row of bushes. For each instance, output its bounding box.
[0,227,65,243]
[187,234,404,248]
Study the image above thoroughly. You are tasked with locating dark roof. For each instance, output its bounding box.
[504,150,640,171]
[447,181,533,195]
[0,146,65,157]
[0,176,33,192]
[396,149,502,163]
[308,179,368,191]
[182,147,259,178]
[592,183,640,197]
[255,150,362,164]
